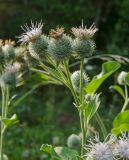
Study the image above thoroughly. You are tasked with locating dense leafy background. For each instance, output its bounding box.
[0,0,129,159]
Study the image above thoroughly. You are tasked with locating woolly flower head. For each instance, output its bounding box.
[85,134,115,160]
[18,21,43,44]
[114,133,129,159]
[72,23,98,39]
[48,27,72,60]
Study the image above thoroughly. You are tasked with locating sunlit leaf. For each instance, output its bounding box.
[84,61,121,94]
[2,114,19,127]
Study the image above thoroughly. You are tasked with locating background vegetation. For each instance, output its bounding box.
[0,0,129,159]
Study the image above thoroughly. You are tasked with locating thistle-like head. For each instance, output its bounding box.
[72,23,98,39]
[85,134,115,160]
[114,134,129,159]
[49,27,64,39]
[18,21,43,45]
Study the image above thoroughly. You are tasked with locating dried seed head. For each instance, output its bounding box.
[71,70,89,91]
[72,23,98,39]
[18,21,43,45]
[49,27,64,39]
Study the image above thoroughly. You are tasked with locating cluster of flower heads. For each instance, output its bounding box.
[85,133,129,160]
[0,39,30,87]
[18,21,98,61]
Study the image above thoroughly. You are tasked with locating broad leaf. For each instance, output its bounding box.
[112,123,129,135]
[84,61,121,94]
[110,85,125,99]
[112,110,129,135]
[54,147,79,160]
[2,114,19,127]
[40,144,60,159]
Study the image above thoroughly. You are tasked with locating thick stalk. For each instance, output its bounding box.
[0,85,9,160]
[79,57,86,156]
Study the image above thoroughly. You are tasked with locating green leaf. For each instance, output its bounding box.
[54,147,79,160]
[84,61,121,94]
[2,114,19,127]
[40,144,60,159]
[85,93,101,122]
[113,110,129,128]
[111,123,129,135]
[110,85,125,99]
[112,110,129,135]
[125,72,129,86]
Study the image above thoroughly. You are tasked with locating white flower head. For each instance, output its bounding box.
[18,21,43,45]
[114,133,129,159]
[72,22,98,39]
[85,133,115,160]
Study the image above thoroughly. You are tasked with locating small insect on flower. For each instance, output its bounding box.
[114,133,129,159]
[18,21,43,45]
[85,134,115,160]
[72,23,98,39]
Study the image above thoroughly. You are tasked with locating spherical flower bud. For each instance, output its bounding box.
[71,70,89,91]
[67,134,80,148]
[48,27,72,60]
[18,21,48,60]
[14,46,26,62]
[72,23,98,57]
[0,64,18,86]
[72,38,96,57]
[114,136,129,159]
[28,35,48,60]
[117,71,128,85]
[2,40,15,61]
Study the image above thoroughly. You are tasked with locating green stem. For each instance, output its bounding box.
[0,85,10,160]
[63,59,79,105]
[79,57,86,156]
[121,85,128,112]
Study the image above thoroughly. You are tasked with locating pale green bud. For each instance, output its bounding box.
[117,71,128,85]
[72,39,96,57]
[28,35,48,60]
[3,154,8,160]
[67,134,80,148]
[2,44,15,61]
[71,70,89,91]
[48,34,72,60]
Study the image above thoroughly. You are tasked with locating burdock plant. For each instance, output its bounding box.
[18,21,122,159]
[0,39,29,160]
